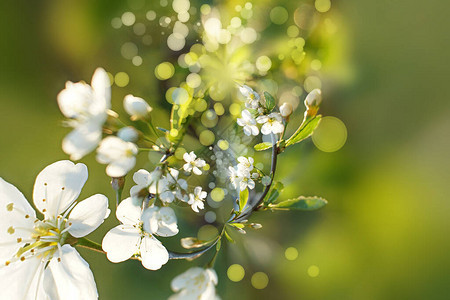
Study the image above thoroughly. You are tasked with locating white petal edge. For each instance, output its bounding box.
[68,194,109,238]
[102,225,141,263]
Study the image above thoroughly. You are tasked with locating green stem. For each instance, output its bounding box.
[75,238,105,254]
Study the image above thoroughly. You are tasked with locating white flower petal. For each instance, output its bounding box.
[102,225,141,263]
[183,152,192,163]
[115,197,142,225]
[91,68,111,112]
[33,160,88,218]
[139,236,169,270]
[105,157,136,177]
[171,267,204,292]
[141,206,160,234]
[0,178,36,260]
[43,245,98,300]
[271,121,284,134]
[62,121,103,161]
[132,169,152,186]
[260,123,272,135]
[68,194,109,238]
[0,256,46,299]
[192,167,202,175]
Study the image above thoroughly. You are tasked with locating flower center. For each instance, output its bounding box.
[11,217,70,265]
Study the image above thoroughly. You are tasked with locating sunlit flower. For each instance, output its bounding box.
[228,165,255,191]
[123,94,152,120]
[170,267,219,300]
[102,198,175,270]
[96,136,138,177]
[256,113,284,135]
[279,102,293,118]
[237,110,259,136]
[0,160,109,299]
[130,169,166,201]
[239,85,261,109]
[237,156,254,173]
[239,175,255,191]
[188,187,207,213]
[117,126,139,142]
[57,68,110,160]
[160,168,189,204]
[183,151,206,175]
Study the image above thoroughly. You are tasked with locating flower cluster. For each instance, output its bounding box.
[229,156,256,191]
[237,85,285,136]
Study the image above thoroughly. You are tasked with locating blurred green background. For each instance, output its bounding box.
[1,0,450,299]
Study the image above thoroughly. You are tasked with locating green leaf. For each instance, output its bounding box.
[285,115,321,146]
[264,91,276,111]
[180,237,212,249]
[254,142,272,151]
[224,230,235,243]
[265,181,284,204]
[269,196,327,211]
[238,188,249,212]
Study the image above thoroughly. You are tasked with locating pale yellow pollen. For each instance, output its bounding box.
[5,261,10,266]
[17,238,22,243]
[6,203,14,211]
[20,256,25,261]
[25,215,30,219]
[7,226,15,234]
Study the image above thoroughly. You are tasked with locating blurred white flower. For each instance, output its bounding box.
[237,110,259,136]
[279,102,293,118]
[117,126,139,142]
[96,136,138,177]
[123,94,152,120]
[0,160,109,299]
[188,187,207,213]
[304,89,322,107]
[256,113,284,135]
[170,267,219,300]
[183,151,206,175]
[229,165,255,191]
[102,198,175,270]
[239,85,260,109]
[57,68,111,160]
[160,168,189,204]
[237,156,254,173]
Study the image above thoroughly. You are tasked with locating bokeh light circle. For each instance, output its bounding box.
[227,264,245,282]
[312,116,347,152]
[270,6,289,25]
[155,62,175,80]
[251,272,269,289]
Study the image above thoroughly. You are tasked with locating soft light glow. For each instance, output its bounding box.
[167,33,186,51]
[121,12,136,26]
[227,264,245,282]
[307,265,320,277]
[285,247,299,260]
[210,187,225,202]
[115,72,129,87]
[315,0,332,13]
[312,116,347,152]
[251,272,269,289]
[155,62,175,80]
[270,6,289,25]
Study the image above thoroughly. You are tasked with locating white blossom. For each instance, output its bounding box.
[256,112,284,135]
[117,126,139,142]
[170,267,219,300]
[102,198,176,270]
[228,166,255,191]
[237,110,259,136]
[237,156,254,173]
[57,68,111,160]
[188,187,207,213]
[279,102,293,118]
[160,168,189,204]
[239,85,261,109]
[96,136,138,177]
[183,151,206,175]
[0,160,109,299]
[123,94,152,120]
[130,169,167,201]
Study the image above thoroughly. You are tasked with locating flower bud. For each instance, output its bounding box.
[304,89,322,107]
[117,126,139,142]
[123,94,152,120]
[279,102,293,118]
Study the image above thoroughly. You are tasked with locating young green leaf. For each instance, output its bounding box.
[264,181,284,204]
[254,142,272,151]
[264,91,276,111]
[268,196,327,211]
[238,188,249,212]
[224,230,235,243]
[285,115,321,146]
